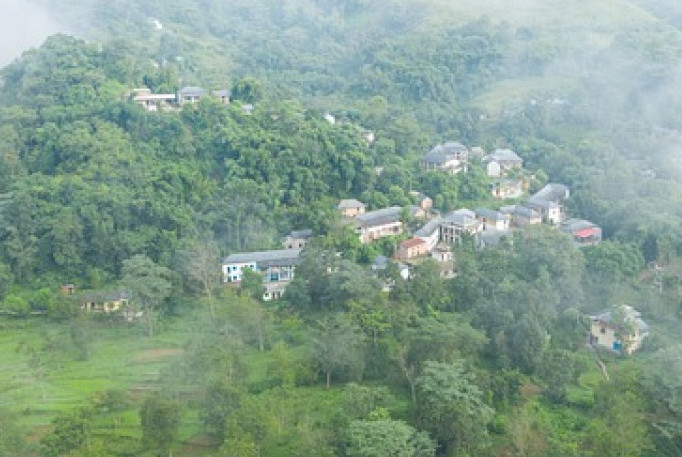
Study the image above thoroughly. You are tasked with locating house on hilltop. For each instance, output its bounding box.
[177,86,205,104]
[222,249,301,301]
[421,142,469,174]
[589,305,649,355]
[483,148,523,177]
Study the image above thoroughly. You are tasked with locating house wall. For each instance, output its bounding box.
[341,207,365,218]
[283,237,308,250]
[590,321,643,354]
[222,261,257,283]
[417,230,440,251]
[486,161,501,177]
[440,223,481,244]
[359,221,403,243]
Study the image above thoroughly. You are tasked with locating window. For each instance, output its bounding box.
[600,327,606,334]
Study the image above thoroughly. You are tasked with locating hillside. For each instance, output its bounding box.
[2,1,682,457]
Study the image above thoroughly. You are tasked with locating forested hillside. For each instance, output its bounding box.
[2,1,682,456]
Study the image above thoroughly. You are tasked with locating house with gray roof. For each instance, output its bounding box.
[532,183,570,203]
[524,197,562,225]
[222,249,301,301]
[415,217,442,251]
[282,229,314,250]
[483,148,523,177]
[440,209,483,244]
[338,199,366,218]
[475,208,511,231]
[421,142,469,174]
[355,207,404,243]
[177,86,205,104]
[508,205,542,226]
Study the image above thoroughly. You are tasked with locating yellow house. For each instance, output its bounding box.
[589,305,649,355]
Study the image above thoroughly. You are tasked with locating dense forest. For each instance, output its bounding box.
[2,1,682,456]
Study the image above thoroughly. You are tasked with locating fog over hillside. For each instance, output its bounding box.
[0,0,62,67]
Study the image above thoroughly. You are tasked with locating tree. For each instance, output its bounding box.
[0,263,12,301]
[121,254,172,337]
[140,395,180,457]
[231,77,264,104]
[346,419,435,457]
[0,408,27,457]
[311,315,365,388]
[176,235,221,321]
[415,360,494,456]
[41,408,93,457]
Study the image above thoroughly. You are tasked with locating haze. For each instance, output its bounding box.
[0,0,61,68]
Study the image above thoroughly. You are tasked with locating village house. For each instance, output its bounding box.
[533,183,570,202]
[409,191,433,219]
[355,207,404,243]
[131,88,177,112]
[523,197,562,225]
[421,142,469,174]
[60,284,76,295]
[338,199,366,218]
[282,229,313,250]
[80,290,131,314]
[396,237,430,260]
[475,208,511,231]
[560,218,602,245]
[482,148,523,177]
[502,205,542,227]
[414,217,442,252]
[212,89,231,105]
[177,86,205,104]
[491,179,524,199]
[222,249,301,301]
[589,305,649,355]
[131,86,230,111]
[431,246,456,278]
[440,209,483,245]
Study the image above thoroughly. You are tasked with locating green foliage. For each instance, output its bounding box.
[416,360,494,456]
[140,394,181,457]
[41,407,93,457]
[345,419,435,457]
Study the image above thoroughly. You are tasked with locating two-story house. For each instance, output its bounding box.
[482,148,523,177]
[355,207,404,243]
[421,142,469,174]
[222,249,301,301]
[440,209,483,245]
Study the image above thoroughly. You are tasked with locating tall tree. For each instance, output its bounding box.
[140,395,180,457]
[416,360,494,456]
[121,254,172,337]
[176,235,221,321]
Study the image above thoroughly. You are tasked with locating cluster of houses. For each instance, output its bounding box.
[56,135,645,354]
[130,86,231,112]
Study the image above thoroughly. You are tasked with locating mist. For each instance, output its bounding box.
[0,0,62,68]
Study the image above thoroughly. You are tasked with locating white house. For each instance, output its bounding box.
[222,249,301,301]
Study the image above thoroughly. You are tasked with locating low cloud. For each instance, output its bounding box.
[0,0,63,68]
